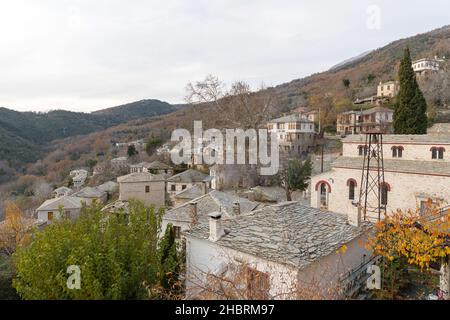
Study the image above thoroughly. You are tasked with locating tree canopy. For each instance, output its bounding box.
[394,47,428,134]
[12,201,175,300]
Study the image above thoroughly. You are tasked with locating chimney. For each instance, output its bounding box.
[201,181,207,195]
[232,201,241,215]
[348,205,362,227]
[208,211,225,242]
[188,201,198,225]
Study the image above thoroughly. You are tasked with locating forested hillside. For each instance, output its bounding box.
[270,25,450,111]
[0,99,177,166]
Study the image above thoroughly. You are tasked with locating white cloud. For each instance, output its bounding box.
[0,0,449,112]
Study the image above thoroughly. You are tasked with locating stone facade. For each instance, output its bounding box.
[311,135,450,221]
[267,114,316,160]
[185,203,371,299]
[336,107,393,135]
[377,81,399,98]
[117,173,166,208]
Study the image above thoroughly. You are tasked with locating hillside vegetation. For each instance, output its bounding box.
[271,25,450,110]
[0,100,177,166]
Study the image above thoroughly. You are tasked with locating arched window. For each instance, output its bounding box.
[320,184,327,207]
[392,146,403,158]
[381,182,390,206]
[347,179,357,200]
[358,145,368,156]
[431,147,438,159]
[438,147,445,160]
[431,147,445,159]
[315,181,331,209]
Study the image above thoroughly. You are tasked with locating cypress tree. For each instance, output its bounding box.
[394,47,428,134]
[157,224,180,291]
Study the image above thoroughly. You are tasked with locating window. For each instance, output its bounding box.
[431,147,445,159]
[245,267,270,300]
[320,184,328,208]
[145,185,150,193]
[381,183,389,206]
[432,148,437,159]
[348,180,356,200]
[419,200,433,216]
[392,146,403,158]
[182,185,187,190]
[173,226,181,239]
[358,145,368,156]
[170,184,176,191]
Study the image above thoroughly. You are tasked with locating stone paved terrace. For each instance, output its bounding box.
[185,202,371,269]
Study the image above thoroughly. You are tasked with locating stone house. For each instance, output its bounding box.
[36,196,86,224]
[310,134,450,221]
[377,81,400,98]
[52,186,73,198]
[166,169,210,203]
[70,169,88,189]
[73,186,108,204]
[110,157,129,171]
[172,185,206,207]
[163,190,261,240]
[210,164,259,191]
[336,107,393,136]
[267,114,316,160]
[184,202,372,299]
[117,172,166,208]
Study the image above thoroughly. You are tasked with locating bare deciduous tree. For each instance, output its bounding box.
[185,75,281,129]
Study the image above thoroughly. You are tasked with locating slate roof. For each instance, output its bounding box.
[36,196,85,211]
[165,190,261,224]
[167,169,209,183]
[185,202,371,269]
[332,157,450,177]
[268,114,314,124]
[117,172,166,183]
[101,200,130,213]
[73,187,106,199]
[53,186,72,194]
[97,181,119,193]
[343,134,450,144]
[147,161,172,170]
[428,123,450,135]
[130,162,151,168]
[175,185,204,200]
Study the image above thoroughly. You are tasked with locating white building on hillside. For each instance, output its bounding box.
[185,202,372,299]
[311,134,450,221]
[267,114,316,159]
[412,57,444,75]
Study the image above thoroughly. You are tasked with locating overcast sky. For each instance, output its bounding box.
[1,0,449,112]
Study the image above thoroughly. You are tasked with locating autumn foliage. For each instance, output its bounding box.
[368,201,450,270]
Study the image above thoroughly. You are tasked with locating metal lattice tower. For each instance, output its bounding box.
[358,132,386,222]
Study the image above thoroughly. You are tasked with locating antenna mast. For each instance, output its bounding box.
[358,132,386,222]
